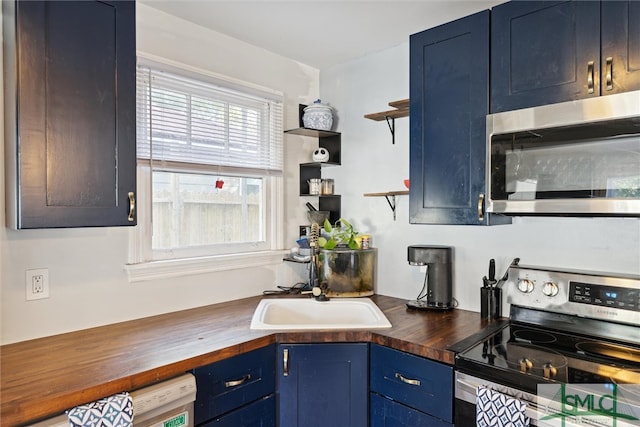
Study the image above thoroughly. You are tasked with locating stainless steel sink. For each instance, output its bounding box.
[250,298,392,330]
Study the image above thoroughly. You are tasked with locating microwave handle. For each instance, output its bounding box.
[477,193,485,222]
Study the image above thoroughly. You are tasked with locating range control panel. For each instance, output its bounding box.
[569,281,640,312]
[505,265,640,325]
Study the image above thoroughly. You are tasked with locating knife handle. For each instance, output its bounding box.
[489,259,496,282]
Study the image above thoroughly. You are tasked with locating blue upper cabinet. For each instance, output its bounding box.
[409,10,493,225]
[491,1,640,113]
[601,1,640,95]
[4,0,137,228]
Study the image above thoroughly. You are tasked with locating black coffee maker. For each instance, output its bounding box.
[407,245,453,310]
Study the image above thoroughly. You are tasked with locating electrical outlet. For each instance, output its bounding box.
[26,268,50,300]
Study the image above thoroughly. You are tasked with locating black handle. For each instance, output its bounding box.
[305,202,318,211]
[488,259,495,282]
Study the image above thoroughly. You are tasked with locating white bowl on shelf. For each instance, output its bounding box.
[303,100,334,131]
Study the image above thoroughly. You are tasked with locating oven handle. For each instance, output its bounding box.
[456,377,542,426]
[455,376,486,403]
[455,373,542,415]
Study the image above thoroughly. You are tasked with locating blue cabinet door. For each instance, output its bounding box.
[277,343,368,427]
[601,1,640,95]
[7,0,137,228]
[370,394,452,427]
[490,1,601,112]
[193,345,275,425]
[409,10,492,225]
[370,345,453,424]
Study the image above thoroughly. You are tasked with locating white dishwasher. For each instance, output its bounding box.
[28,373,196,427]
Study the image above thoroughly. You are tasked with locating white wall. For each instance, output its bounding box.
[0,4,317,344]
[320,43,640,312]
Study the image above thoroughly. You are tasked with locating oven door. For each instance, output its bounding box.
[455,371,625,427]
[455,371,540,426]
[455,371,640,427]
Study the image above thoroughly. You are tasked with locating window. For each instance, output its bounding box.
[127,60,284,280]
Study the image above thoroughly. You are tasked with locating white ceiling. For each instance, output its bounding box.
[140,0,505,70]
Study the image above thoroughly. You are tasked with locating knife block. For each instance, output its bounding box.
[480,287,501,319]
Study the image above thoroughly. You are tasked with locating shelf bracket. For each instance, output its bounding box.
[363,191,408,221]
[384,116,396,145]
[384,194,398,220]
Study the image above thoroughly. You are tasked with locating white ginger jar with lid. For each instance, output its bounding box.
[303,99,334,131]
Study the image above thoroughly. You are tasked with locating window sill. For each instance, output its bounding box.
[125,250,287,283]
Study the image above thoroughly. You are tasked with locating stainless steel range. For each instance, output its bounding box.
[453,265,640,426]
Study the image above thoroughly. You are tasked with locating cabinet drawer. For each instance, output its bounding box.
[370,344,453,423]
[370,393,452,427]
[193,345,275,423]
[199,395,275,427]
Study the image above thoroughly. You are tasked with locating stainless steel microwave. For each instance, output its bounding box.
[486,90,640,217]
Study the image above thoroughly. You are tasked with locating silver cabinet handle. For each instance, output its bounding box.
[128,192,136,222]
[477,193,485,222]
[283,348,289,377]
[587,61,595,94]
[225,374,251,388]
[395,372,421,386]
[605,57,613,91]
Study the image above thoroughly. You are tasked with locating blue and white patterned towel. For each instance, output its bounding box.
[476,386,529,427]
[67,392,133,427]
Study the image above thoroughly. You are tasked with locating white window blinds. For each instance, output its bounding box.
[136,65,283,172]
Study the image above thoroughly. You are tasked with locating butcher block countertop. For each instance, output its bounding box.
[1,294,494,426]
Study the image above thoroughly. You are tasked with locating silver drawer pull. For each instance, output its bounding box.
[225,374,251,388]
[283,348,289,377]
[587,61,595,94]
[395,372,421,386]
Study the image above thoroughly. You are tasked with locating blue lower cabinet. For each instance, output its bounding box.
[277,343,368,427]
[370,393,452,427]
[370,344,453,426]
[199,395,275,427]
[193,344,276,426]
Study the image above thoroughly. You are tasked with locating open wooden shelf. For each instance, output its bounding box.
[363,190,409,220]
[364,99,409,144]
[364,99,409,121]
[363,191,410,197]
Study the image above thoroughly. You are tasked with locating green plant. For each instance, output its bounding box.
[318,218,360,250]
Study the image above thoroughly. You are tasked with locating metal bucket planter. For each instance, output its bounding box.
[318,248,376,297]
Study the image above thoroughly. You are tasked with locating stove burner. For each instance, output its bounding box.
[512,329,557,344]
[576,342,640,364]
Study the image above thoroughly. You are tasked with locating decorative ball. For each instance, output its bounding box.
[312,147,330,162]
